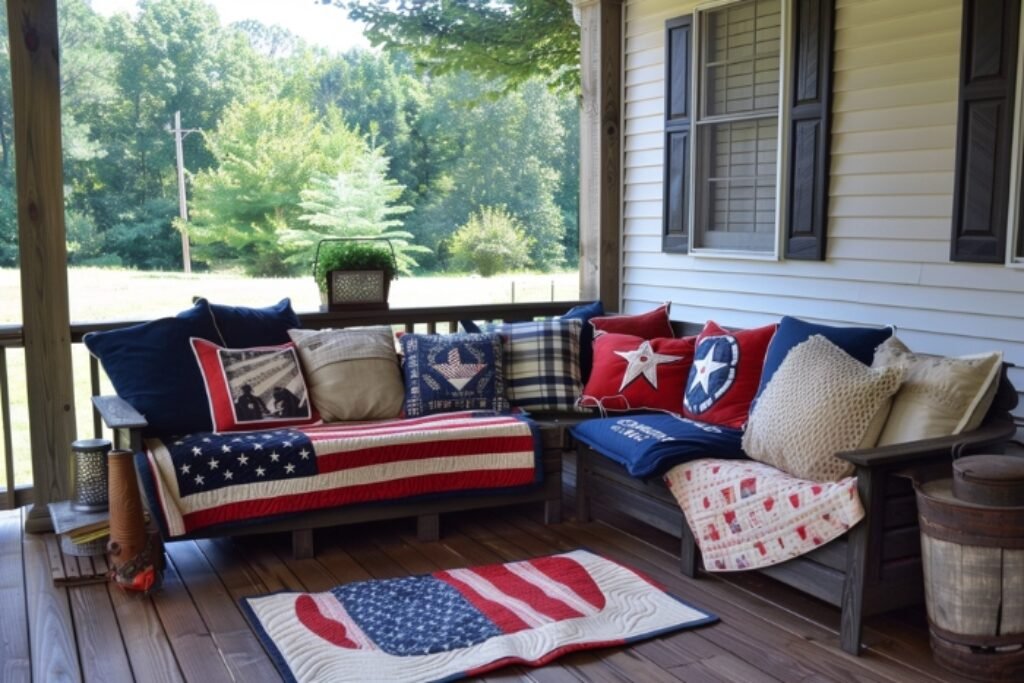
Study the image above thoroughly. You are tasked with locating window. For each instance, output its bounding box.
[662,0,833,261]
[693,0,782,254]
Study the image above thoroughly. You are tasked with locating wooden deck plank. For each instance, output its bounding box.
[0,510,30,683]
[500,513,907,683]
[106,575,183,683]
[163,541,279,682]
[68,583,134,683]
[22,512,81,683]
[150,547,235,683]
[7,495,963,683]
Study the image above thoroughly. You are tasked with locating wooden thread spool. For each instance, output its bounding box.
[106,449,146,570]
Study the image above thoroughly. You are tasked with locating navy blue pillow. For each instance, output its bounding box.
[559,300,605,383]
[84,300,222,436]
[399,333,510,417]
[758,316,893,397]
[203,297,301,347]
[570,413,745,478]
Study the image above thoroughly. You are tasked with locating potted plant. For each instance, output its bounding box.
[314,239,397,311]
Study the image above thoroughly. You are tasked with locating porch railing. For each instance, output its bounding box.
[0,301,585,511]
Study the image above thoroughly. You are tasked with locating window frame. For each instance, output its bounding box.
[1007,10,1024,267]
[688,0,794,260]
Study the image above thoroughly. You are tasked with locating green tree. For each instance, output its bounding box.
[291,148,429,274]
[312,50,426,197]
[411,75,569,271]
[188,97,367,275]
[79,0,271,269]
[450,206,532,277]
[335,0,580,94]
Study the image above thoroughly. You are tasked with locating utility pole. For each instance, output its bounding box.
[169,110,200,273]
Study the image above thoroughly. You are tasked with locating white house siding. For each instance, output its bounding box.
[621,0,1024,408]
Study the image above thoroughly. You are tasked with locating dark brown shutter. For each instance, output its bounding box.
[951,0,1020,263]
[785,0,835,261]
[663,15,691,253]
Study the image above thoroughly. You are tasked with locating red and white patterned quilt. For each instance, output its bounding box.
[141,411,540,538]
[664,459,864,571]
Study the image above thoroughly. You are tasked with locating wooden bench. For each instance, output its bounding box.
[96,395,584,560]
[575,326,1018,655]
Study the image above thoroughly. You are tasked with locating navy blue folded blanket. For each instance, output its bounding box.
[571,414,747,478]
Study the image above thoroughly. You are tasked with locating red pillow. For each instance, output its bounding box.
[682,321,777,428]
[191,338,319,432]
[580,333,696,414]
[591,303,674,339]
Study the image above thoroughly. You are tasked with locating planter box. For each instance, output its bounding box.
[324,268,391,311]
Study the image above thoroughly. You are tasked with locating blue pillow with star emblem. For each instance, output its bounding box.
[400,333,511,417]
[683,321,777,429]
[571,413,746,478]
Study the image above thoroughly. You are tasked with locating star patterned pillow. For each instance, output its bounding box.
[579,333,697,414]
[682,321,777,429]
[399,333,511,417]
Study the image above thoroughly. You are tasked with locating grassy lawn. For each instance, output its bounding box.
[0,267,580,489]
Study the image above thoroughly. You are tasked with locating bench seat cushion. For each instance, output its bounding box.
[570,414,745,478]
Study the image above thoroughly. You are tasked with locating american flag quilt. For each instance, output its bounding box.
[664,459,865,571]
[241,549,716,683]
[141,411,541,538]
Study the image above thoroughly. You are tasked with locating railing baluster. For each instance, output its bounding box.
[90,355,103,439]
[0,348,15,510]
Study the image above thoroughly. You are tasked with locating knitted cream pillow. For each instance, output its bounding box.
[871,337,1002,446]
[743,335,903,482]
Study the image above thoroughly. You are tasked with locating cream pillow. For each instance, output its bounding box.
[288,326,404,422]
[871,337,1002,446]
[743,335,903,482]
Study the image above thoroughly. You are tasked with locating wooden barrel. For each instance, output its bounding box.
[915,459,1024,682]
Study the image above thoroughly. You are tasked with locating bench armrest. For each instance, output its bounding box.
[92,395,148,431]
[836,415,1016,468]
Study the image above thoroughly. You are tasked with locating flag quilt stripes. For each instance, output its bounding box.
[242,549,717,683]
[142,411,541,537]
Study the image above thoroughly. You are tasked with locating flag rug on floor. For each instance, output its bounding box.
[241,549,717,683]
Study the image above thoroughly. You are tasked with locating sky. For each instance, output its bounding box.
[89,0,370,52]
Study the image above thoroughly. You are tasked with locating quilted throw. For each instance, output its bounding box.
[242,550,716,683]
[141,411,540,537]
[664,459,865,571]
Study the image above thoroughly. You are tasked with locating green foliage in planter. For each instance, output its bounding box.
[315,241,397,295]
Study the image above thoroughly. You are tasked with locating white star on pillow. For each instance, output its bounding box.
[690,343,730,394]
[614,340,682,391]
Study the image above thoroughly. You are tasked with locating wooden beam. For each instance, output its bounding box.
[574,0,622,309]
[7,0,76,531]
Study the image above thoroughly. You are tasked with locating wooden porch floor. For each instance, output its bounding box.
[1,494,963,683]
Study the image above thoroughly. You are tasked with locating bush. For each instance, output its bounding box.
[449,207,533,277]
[314,240,397,295]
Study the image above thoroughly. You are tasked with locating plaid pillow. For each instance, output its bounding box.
[483,319,585,412]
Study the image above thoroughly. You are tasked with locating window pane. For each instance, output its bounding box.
[695,117,777,251]
[703,0,780,117]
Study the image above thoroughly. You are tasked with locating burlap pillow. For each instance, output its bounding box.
[742,335,903,482]
[288,326,404,422]
[872,337,1002,446]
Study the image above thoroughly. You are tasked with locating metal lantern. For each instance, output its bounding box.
[71,438,111,512]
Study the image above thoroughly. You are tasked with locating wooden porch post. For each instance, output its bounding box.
[572,0,622,310]
[7,0,77,532]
